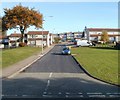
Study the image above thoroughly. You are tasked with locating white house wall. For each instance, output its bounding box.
[50,35,53,45]
[8,32,53,47]
[47,34,50,47]
[36,40,42,46]
[88,31,120,42]
[9,37,20,41]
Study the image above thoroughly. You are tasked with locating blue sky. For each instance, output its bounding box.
[1,2,118,34]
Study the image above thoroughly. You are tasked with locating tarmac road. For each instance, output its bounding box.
[24,44,84,73]
[2,44,120,99]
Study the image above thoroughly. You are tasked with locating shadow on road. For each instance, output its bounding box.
[51,52,71,56]
[2,75,120,100]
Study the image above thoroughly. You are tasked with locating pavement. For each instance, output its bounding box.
[2,44,55,78]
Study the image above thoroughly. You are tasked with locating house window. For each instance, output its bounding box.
[29,35,32,38]
[43,35,46,38]
[31,41,35,45]
[30,35,36,38]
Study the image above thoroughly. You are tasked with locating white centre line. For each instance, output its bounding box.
[43,92,47,94]
[66,95,69,98]
[45,80,50,91]
[58,92,62,95]
[47,80,50,87]
[78,92,82,95]
[49,72,53,78]
[66,92,70,95]
[43,72,53,94]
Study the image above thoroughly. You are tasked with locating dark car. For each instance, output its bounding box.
[62,47,71,55]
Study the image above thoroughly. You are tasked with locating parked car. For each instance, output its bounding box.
[62,47,71,55]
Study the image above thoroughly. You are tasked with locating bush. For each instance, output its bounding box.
[115,42,120,50]
[54,37,61,43]
[19,42,26,47]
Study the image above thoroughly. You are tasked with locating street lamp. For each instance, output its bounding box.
[41,27,44,54]
[41,16,53,54]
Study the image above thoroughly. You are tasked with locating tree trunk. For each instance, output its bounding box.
[20,26,25,43]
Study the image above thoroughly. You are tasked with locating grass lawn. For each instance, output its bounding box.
[71,46,119,85]
[2,46,41,68]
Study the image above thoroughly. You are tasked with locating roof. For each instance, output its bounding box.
[88,28,120,32]
[0,35,3,39]
[28,31,49,35]
[90,34,120,37]
[0,35,8,39]
[28,38,47,41]
[9,33,21,37]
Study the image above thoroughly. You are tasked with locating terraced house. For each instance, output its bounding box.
[83,27,120,43]
[27,31,53,47]
[9,33,22,47]
[1,31,53,48]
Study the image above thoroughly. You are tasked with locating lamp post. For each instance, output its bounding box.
[41,16,53,54]
[41,27,44,54]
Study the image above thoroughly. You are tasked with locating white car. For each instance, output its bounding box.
[75,40,92,47]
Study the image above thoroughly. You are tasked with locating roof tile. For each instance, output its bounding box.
[28,31,49,35]
[88,28,120,32]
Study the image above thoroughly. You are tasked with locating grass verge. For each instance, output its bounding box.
[2,46,41,68]
[71,46,119,85]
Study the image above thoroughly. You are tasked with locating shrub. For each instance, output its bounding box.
[115,42,120,50]
[54,37,61,43]
[19,42,26,47]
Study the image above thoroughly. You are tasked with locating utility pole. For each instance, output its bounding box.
[41,16,53,54]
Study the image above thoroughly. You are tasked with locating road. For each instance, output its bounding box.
[2,44,120,99]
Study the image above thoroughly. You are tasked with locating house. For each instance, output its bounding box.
[52,34,59,43]
[0,35,9,48]
[58,33,67,41]
[9,33,22,47]
[0,35,4,48]
[58,32,83,42]
[66,32,74,40]
[0,35,3,44]
[74,32,83,40]
[83,26,120,43]
[27,31,53,47]
[7,31,53,47]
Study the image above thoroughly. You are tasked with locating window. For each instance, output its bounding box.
[43,35,46,38]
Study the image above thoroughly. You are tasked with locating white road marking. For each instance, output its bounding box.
[87,92,102,94]
[22,95,28,97]
[42,95,52,97]
[107,92,120,95]
[109,95,120,97]
[65,95,68,97]
[78,92,82,94]
[47,80,50,87]
[78,95,83,97]
[43,92,47,94]
[43,73,52,94]
[49,72,53,78]
[66,92,70,95]
[2,95,18,97]
[58,92,62,94]
[89,95,105,97]
[45,80,50,91]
